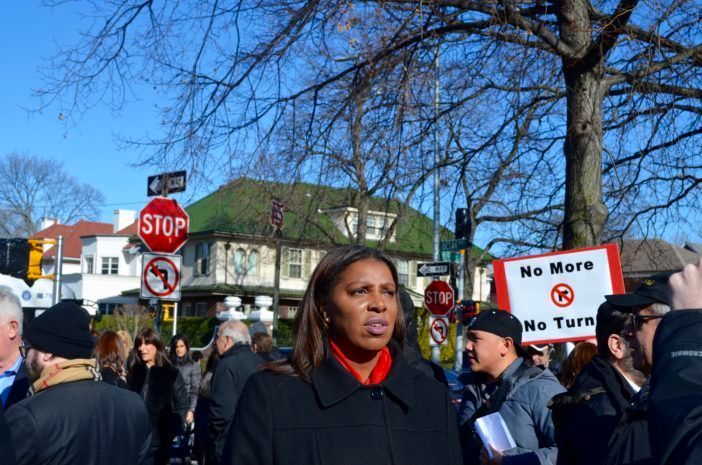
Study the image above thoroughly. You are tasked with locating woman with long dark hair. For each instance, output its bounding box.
[128,328,189,465]
[222,245,462,465]
[169,334,201,426]
[94,331,128,389]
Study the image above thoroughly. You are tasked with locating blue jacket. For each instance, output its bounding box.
[458,358,565,465]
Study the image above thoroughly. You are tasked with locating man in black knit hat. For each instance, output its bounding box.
[5,302,151,465]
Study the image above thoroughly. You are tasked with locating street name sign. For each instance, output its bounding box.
[147,171,187,197]
[440,239,468,252]
[141,253,182,301]
[139,197,190,254]
[424,280,455,316]
[493,243,624,345]
[417,261,451,277]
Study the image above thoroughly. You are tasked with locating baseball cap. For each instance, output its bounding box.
[528,344,552,354]
[467,310,528,357]
[604,272,672,309]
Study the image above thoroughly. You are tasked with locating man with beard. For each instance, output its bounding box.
[600,273,671,465]
[548,302,646,465]
[5,302,151,465]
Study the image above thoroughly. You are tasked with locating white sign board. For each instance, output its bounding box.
[429,316,450,347]
[140,253,182,301]
[493,244,624,345]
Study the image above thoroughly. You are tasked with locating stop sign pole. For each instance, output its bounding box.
[424,279,455,363]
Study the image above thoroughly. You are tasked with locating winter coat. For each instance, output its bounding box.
[208,343,263,464]
[0,407,16,465]
[548,356,638,465]
[174,358,201,412]
[649,310,702,465]
[3,361,28,411]
[458,358,565,465]
[602,380,652,465]
[221,342,462,465]
[6,379,151,465]
[128,362,189,461]
[100,367,129,389]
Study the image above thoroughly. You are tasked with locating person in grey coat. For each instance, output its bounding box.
[170,333,202,425]
[458,310,564,465]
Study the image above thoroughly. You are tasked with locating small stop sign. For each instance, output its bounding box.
[424,280,455,316]
[139,197,189,254]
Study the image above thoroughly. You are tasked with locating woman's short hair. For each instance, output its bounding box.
[94,331,126,373]
[133,328,172,368]
[272,245,405,381]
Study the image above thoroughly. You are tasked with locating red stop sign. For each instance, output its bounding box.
[424,280,455,316]
[139,197,189,254]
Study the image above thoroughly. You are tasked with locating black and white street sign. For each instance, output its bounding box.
[417,261,451,277]
[429,316,450,347]
[147,171,187,196]
[141,253,182,300]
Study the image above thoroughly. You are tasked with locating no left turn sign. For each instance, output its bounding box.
[141,253,182,301]
[429,316,449,347]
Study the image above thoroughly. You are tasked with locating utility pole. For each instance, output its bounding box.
[272,228,282,345]
[431,39,442,365]
[52,236,64,305]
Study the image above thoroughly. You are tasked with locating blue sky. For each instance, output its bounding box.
[0,2,189,222]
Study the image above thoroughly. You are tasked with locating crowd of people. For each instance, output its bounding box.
[1,244,701,465]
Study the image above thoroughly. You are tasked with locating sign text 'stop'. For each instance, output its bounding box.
[424,280,455,316]
[139,197,190,254]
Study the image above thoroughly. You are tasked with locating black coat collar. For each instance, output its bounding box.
[221,343,254,360]
[311,341,416,409]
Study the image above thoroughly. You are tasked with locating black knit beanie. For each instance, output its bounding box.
[24,302,94,359]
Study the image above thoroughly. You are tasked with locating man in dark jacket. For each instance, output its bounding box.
[5,302,151,465]
[208,320,263,464]
[549,302,646,465]
[458,310,564,465]
[648,258,702,465]
[600,273,671,465]
[0,287,29,411]
[0,407,16,465]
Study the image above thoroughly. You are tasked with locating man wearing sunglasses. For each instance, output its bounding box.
[599,272,671,465]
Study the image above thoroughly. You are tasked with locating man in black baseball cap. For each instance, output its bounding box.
[5,302,152,465]
[458,310,564,464]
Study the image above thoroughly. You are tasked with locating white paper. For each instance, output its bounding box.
[474,412,517,459]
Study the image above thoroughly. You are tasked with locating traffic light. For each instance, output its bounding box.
[455,208,471,240]
[162,303,175,321]
[27,239,55,280]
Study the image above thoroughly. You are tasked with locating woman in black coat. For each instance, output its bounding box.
[94,331,129,389]
[222,245,462,465]
[128,328,189,465]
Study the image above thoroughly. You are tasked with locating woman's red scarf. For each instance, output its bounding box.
[329,340,393,385]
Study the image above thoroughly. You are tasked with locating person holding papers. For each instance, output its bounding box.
[458,310,564,465]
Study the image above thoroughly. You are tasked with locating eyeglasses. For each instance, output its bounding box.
[633,313,663,328]
[19,341,32,358]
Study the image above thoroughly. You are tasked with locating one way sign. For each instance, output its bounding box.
[147,171,187,197]
[417,261,451,277]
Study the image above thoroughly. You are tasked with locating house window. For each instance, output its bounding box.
[183,303,193,317]
[367,216,377,235]
[194,242,211,276]
[288,248,303,279]
[247,249,260,277]
[195,302,207,315]
[84,256,94,274]
[397,259,409,287]
[101,257,118,275]
[234,248,246,275]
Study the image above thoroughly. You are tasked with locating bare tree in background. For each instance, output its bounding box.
[0,152,105,236]
[38,0,702,252]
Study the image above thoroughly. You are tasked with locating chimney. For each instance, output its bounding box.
[113,209,136,233]
[40,217,59,231]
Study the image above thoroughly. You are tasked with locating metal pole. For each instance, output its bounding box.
[52,235,64,305]
[172,301,178,336]
[272,229,282,345]
[454,251,465,371]
[431,40,442,365]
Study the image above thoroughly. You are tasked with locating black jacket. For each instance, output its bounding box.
[549,356,637,465]
[128,363,189,454]
[6,379,151,465]
[0,407,16,465]
[221,344,462,465]
[100,367,128,389]
[208,343,263,463]
[649,310,702,465]
[3,361,28,411]
[602,380,652,465]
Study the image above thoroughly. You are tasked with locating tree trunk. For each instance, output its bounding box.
[560,0,608,250]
